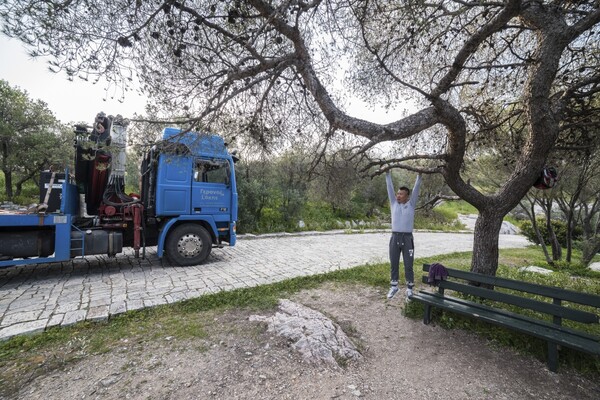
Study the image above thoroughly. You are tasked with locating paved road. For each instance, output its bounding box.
[0,231,529,340]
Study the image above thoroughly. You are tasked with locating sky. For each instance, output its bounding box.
[0,34,147,124]
[0,33,412,127]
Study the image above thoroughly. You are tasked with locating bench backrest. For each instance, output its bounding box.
[422,264,600,325]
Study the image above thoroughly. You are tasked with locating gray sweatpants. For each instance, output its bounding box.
[389,232,415,288]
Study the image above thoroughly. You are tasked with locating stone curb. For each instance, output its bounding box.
[237,228,476,240]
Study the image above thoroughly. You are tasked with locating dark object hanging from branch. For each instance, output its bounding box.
[533,166,559,189]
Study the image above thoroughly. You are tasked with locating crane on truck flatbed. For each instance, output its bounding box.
[0,113,238,268]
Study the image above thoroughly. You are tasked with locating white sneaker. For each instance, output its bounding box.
[406,287,413,301]
[387,286,399,299]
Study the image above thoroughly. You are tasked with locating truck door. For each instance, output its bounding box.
[155,154,193,216]
[191,158,232,218]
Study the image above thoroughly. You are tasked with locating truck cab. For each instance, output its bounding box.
[141,127,238,265]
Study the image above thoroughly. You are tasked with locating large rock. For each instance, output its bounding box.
[518,266,553,275]
[588,262,600,272]
[250,299,362,368]
[500,221,520,235]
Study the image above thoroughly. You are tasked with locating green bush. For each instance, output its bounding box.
[0,174,39,205]
[300,201,339,231]
[520,218,582,247]
[415,208,465,231]
[257,207,286,232]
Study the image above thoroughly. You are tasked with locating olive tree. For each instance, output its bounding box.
[2,1,599,276]
[0,80,71,200]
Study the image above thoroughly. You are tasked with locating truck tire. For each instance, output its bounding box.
[165,224,212,266]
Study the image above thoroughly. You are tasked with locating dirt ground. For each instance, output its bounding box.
[9,283,600,400]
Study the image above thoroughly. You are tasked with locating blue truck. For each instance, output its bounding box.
[0,114,238,268]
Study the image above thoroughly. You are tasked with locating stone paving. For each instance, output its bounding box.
[0,231,530,341]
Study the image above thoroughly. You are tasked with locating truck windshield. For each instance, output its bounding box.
[194,158,230,185]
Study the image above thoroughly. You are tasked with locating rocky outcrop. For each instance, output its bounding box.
[250,299,362,368]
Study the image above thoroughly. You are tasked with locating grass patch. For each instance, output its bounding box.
[415,206,468,232]
[435,200,478,218]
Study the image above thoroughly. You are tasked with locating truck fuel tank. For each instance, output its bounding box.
[70,229,123,257]
[0,229,55,258]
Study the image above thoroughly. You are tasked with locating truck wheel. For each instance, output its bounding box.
[165,224,212,266]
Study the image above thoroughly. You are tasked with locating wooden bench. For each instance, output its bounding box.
[410,263,600,372]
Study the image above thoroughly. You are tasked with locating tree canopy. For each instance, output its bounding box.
[0,80,72,200]
[2,0,599,275]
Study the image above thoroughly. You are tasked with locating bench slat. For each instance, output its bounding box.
[428,279,599,324]
[423,264,600,307]
[412,291,600,356]
[417,290,600,342]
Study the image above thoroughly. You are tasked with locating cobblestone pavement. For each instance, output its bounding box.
[0,231,529,341]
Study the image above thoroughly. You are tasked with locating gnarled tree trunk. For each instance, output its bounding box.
[471,210,504,277]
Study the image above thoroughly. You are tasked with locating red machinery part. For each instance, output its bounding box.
[132,204,143,258]
[104,206,117,216]
[88,152,112,213]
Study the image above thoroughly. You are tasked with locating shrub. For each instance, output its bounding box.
[520,218,582,247]
[415,208,465,231]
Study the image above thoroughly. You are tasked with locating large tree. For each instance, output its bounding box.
[0,80,71,200]
[2,1,599,275]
